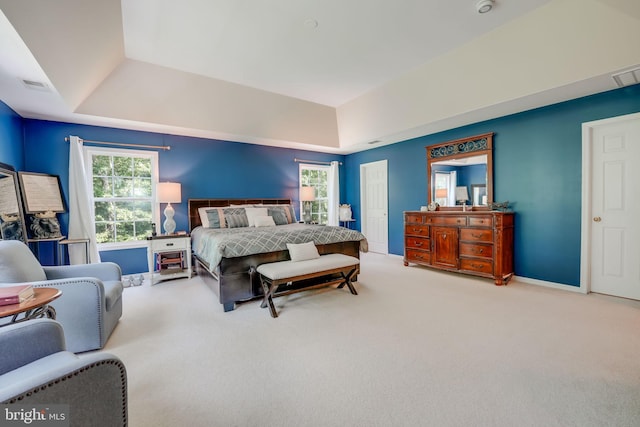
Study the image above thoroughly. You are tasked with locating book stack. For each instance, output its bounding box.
[157,251,185,275]
[0,284,35,306]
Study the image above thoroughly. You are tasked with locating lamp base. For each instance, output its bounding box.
[163,203,176,235]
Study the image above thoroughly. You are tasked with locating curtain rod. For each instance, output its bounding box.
[65,137,171,151]
[294,158,342,165]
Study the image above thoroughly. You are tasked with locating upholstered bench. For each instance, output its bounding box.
[256,253,360,318]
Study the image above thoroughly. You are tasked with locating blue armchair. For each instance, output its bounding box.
[0,240,123,353]
[0,319,127,426]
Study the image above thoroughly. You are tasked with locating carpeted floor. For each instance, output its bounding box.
[104,252,640,427]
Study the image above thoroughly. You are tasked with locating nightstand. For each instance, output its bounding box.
[147,234,192,285]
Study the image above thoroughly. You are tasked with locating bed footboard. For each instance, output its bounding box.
[195,241,361,312]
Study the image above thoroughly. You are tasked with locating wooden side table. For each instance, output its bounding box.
[147,234,192,285]
[0,288,62,325]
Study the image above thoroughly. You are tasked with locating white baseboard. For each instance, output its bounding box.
[380,253,585,294]
[513,275,585,294]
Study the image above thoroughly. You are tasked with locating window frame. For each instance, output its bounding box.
[299,163,330,225]
[84,146,160,251]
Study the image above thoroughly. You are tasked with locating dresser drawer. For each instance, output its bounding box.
[405,213,425,224]
[460,258,493,274]
[468,216,493,227]
[404,224,429,237]
[460,242,492,259]
[426,216,467,226]
[460,228,493,243]
[406,237,429,250]
[405,249,430,263]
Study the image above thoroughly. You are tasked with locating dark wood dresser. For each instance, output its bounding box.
[403,210,514,285]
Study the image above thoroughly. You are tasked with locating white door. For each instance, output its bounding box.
[582,112,640,299]
[360,160,388,254]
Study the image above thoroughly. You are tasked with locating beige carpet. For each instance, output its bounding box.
[104,252,640,427]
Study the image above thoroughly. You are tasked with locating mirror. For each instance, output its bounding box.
[0,163,28,242]
[427,132,493,209]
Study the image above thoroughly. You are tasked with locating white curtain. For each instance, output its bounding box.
[327,161,340,226]
[68,136,100,264]
[447,171,457,207]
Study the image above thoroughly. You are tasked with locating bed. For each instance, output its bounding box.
[188,199,367,312]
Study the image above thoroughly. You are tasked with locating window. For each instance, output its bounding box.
[299,164,329,224]
[85,147,159,248]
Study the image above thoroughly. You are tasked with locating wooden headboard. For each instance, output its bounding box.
[188,198,292,231]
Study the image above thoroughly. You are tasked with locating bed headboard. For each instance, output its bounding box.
[188,198,292,231]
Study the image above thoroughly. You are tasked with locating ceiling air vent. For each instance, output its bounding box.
[21,79,49,91]
[612,67,640,88]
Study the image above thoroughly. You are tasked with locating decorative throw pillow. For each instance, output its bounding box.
[205,209,225,228]
[254,204,297,224]
[254,216,276,227]
[286,241,320,262]
[285,205,297,223]
[245,208,268,227]
[222,208,249,228]
[267,207,289,225]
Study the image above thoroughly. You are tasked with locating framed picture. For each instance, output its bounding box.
[18,172,65,214]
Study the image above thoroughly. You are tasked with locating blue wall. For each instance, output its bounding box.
[0,102,24,170]
[18,119,345,273]
[2,84,640,282]
[344,85,640,286]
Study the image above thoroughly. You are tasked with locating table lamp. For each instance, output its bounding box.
[157,182,181,234]
[300,186,316,224]
[455,186,469,205]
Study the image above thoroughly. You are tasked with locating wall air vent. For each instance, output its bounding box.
[21,79,50,91]
[612,67,640,88]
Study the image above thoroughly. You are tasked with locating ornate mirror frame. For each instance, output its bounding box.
[0,163,28,243]
[426,132,494,210]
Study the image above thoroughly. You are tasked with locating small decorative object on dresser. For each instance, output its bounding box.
[403,210,514,285]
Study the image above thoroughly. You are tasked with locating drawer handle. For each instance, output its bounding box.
[414,242,423,247]
[478,248,483,253]
[166,243,174,246]
[472,233,482,238]
[412,228,421,232]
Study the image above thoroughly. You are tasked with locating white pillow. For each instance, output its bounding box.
[286,241,320,262]
[254,215,276,227]
[198,207,212,228]
[245,207,269,227]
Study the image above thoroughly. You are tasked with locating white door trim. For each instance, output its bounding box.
[580,111,640,294]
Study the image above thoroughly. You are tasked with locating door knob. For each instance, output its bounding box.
[593,216,602,222]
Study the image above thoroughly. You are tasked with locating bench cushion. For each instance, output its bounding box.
[257,253,359,281]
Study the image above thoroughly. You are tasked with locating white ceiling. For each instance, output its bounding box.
[121,0,552,107]
[1,0,639,154]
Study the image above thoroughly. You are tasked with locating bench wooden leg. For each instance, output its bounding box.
[260,278,279,318]
[336,267,358,295]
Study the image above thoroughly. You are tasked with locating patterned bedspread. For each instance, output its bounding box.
[191,223,368,269]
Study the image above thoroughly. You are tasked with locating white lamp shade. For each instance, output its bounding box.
[157,182,181,203]
[455,186,469,201]
[300,186,316,202]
